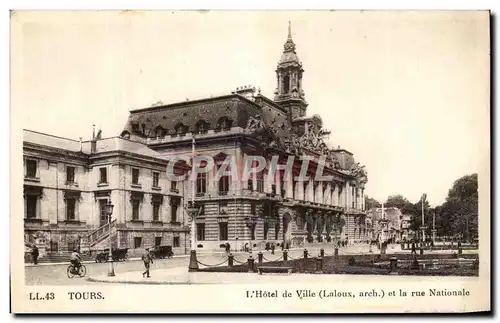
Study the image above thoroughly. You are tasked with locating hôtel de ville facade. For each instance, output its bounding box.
[23,24,370,257]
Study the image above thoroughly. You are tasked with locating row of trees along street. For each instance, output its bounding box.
[364,173,478,242]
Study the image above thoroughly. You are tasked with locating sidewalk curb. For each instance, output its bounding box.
[86,277,198,285]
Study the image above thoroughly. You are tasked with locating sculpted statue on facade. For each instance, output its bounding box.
[349,162,367,180]
[245,114,265,133]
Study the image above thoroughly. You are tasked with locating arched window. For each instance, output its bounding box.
[283,74,290,93]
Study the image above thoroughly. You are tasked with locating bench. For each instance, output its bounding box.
[257,266,293,275]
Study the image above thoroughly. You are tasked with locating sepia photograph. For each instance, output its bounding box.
[10,10,490,313]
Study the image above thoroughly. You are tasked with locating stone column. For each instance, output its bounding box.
[286,173,294,199]
[360,188,365,211]
[325,183,331,204]
[234,148,242,195]
[308,179,314,202]
[317,182,324,204]
[208,161,216,196]
[298,179,305,201]
[344,182,350,209]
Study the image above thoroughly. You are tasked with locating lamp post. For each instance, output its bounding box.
[105,199,115,277]
[245,216,257,253]
[187,134,201,272]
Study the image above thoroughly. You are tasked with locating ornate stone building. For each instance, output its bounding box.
[23,129,190,258]
[23,24,370,256]
[368,207,403,243]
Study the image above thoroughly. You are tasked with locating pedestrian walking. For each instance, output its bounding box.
[31,245,39,265]
[271,243,275,255]
[411,241,417,255]
[142,247,153,278]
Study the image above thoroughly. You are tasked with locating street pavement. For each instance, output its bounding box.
[24,244,385,285]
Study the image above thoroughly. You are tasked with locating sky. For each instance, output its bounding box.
[12,10,490,206]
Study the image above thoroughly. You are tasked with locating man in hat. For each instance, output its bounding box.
[31,245,39,265]
[142,247,153,278]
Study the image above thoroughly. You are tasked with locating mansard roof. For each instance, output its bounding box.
[121,93,292,140]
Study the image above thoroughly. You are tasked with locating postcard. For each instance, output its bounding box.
[10,10,490,313]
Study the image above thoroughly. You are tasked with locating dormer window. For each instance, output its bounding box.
[155,126,165,138]
[216,117,232,131]
[174,123,187,136]
[196,120,209,134]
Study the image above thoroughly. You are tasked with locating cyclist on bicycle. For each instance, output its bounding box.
[70,249,82,273]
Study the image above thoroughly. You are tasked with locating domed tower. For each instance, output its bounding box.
[274,21,308,120]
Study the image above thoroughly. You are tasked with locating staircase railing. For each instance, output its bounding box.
[88,219,117,248]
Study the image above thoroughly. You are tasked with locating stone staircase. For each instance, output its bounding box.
[36,252,94,264]
[25,221,119,264]
[85,219,117,252]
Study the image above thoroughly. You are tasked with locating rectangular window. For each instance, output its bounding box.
[170,180,178,191]
[352,186,355,208]
[132,200,140,220]
[247,179,253,191]
[66,199,76,220]
[99,167,107,184]
[171,204,178,222]
[219,222,228,241]
[271,184,276,195]
[66,166,75,184]
[250,203,256,215]
[256,174,264,193]
[280,175,285,197]
[26,195,37,219]
[218,176,230,194]
[132,168,139,185]
[292,181,297,199]
[173,237,180,247]
[153,172,160,188]
[197,223,206,241]
[197,172,207,194]
[134,237,142,248]
[26,160,37,178]
[155,237,162,246]
[99,199,108,225]
[303,182,308,200]
[152,203,160,221]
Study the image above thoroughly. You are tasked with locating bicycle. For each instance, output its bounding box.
[67,264,87,278]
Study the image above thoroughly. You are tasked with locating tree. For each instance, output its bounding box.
[364,195,381,210]
[385,194,417,215]
[438,174,478,241]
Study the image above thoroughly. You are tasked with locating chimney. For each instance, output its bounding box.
[91,124,97,154]
[235,85,256,99]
